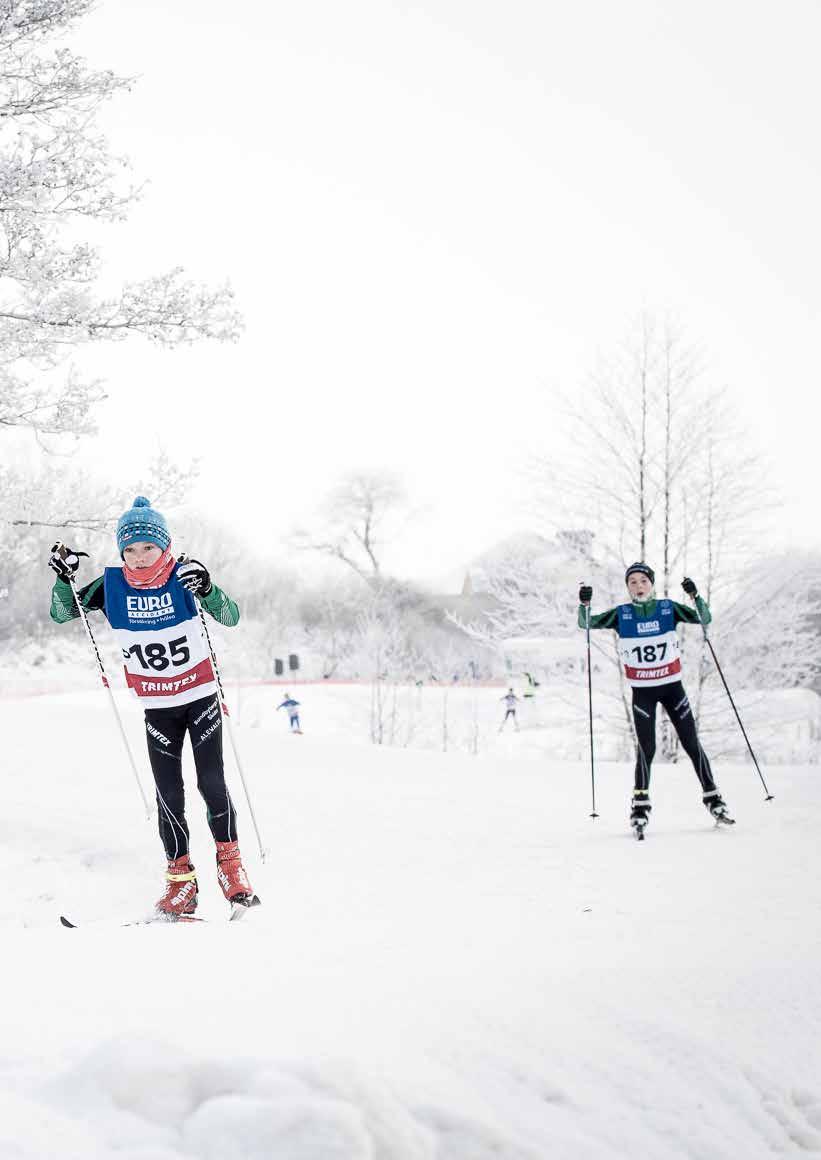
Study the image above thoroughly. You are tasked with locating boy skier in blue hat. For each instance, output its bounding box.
[48,496,259,916]
[578,562,734,839]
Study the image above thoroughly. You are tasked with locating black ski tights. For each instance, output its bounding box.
[144,695,236,860]
[632,681,716,795]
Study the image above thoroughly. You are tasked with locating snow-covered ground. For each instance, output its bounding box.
[3,689,821,1159]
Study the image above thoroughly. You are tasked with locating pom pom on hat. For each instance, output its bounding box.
[116,496,170,556]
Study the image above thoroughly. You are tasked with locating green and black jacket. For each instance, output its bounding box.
[50,572,240,627]
[577,595,711,633]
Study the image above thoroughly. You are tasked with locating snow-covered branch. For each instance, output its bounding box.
[0,0,243,440]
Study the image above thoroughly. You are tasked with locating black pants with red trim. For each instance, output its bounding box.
[143,694,236,860]
[632,680,716,795]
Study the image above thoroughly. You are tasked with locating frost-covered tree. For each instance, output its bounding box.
[3,451,194,535]
[300,584,365,679]
[450,531,636,757]
[0,0,240,440]
[686,552,821,759]
[292,471,408,584]
[526,317,717,580]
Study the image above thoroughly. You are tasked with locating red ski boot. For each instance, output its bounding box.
[215,840,255,905]
[155,854,198,917]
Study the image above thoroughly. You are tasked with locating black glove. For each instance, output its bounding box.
[48,543,87,583]
[579,584,593,604]
[682,577,698,597]
[177,558,212,596]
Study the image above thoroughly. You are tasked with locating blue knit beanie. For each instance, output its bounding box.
[116,496,171,556]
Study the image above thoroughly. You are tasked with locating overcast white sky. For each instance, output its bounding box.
[58,0,821,584]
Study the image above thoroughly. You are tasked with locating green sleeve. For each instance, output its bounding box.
[199,582,240,627]
[577,604,620,630]
[50,575,105,624]
[672,596,711,627]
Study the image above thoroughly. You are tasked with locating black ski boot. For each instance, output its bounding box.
[703,790,735,826]
[630,790,651,841]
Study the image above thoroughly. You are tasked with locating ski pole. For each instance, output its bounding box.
[584,598,599,818]
[55,544,152,819]
[180,557,268,861]
[691,595,773,801]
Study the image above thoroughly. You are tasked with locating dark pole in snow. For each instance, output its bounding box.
[55,542,151,819]
[691,597,773,801]
[585,603,599,818]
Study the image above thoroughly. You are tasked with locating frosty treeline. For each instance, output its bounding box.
[7,447,820,762]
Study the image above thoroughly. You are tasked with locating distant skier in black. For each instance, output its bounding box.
[578,563,734,839]
[499,688,520,732]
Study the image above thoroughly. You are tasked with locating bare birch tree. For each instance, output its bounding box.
[519,315,798,757]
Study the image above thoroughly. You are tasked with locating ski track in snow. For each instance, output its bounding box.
[2,691,821,1159]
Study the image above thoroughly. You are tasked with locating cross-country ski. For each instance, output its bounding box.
[59,897,260,929]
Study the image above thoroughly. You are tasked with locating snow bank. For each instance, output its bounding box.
[24,1024,821,1159]
[32,1035,546,1159]
[1,693,821,1158]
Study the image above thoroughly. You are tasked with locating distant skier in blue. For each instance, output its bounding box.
[277,694,303,734]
